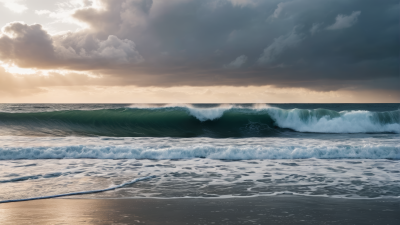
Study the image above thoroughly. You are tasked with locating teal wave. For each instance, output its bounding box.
[0,107,398,137]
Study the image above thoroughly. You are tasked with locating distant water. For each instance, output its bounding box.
[0,104,399,201]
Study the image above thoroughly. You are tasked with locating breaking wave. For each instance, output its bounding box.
[0,104,398,137]
[0,143,399,160]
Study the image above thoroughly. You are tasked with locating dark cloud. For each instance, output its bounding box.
[0,23,56,68]
[0,22,143,70]
[0,0,398,92]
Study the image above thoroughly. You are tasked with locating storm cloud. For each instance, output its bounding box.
[0,22,143,69]
[0,0,398,92]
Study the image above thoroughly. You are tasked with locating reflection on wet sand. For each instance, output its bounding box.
[0,197,399,225]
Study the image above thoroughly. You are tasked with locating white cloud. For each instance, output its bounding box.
[34,0,96,29]
[326,11,361,30]
[258,29,304,64]
[224,55,248,69]
[1,0,28,13]
[269,2,291,20]
[310,23,322,35]
[227,0,258,7]
[35,10,51,15]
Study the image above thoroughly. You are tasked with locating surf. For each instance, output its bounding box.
[0,104,398,137]
[0,138,399,160]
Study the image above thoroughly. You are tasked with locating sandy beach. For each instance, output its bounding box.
[1,196,399,225]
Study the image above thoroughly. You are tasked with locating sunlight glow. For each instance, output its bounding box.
[0,61,97,77]
[34,0,99,30]
[2,1,28,13]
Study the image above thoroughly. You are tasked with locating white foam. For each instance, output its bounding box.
[1,140,398,160]
[128,103,233,121]
[128,103,190,109]
[267,108,400,133]
[2,158,399,200]
[187,105,232,121]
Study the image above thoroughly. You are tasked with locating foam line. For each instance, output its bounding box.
[1,143,399,160]
[0,175,155,204]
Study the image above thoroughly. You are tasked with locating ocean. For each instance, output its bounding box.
[0,103,399,202]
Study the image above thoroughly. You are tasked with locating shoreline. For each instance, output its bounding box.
[1,196,399,224]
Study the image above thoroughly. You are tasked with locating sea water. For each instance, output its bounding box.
[0,104,399,201]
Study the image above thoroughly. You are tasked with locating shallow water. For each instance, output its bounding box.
[1,158,400,200]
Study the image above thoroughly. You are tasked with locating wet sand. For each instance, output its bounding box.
[0,196,399,225]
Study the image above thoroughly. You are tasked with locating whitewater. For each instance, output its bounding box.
[0,103,399,202]
[0,136,399,160]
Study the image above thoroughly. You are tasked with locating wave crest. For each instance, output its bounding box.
[268,108,400,133]
[0,104,398,137]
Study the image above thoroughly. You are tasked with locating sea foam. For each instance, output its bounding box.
[1,142,398,160]
[267,108,400,133]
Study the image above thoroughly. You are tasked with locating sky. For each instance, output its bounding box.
[0,0,398,103]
